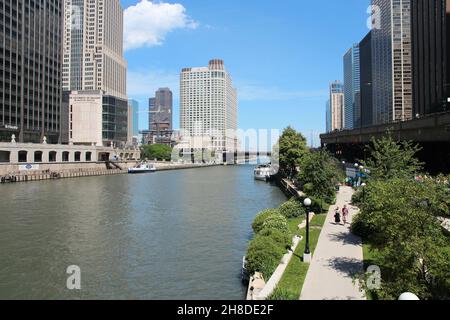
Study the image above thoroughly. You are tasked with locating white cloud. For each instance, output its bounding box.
[124,0,198,51]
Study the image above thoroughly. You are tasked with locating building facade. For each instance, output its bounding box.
[180,60,238,153]
[128,99,139,136]
[69,91,128,148]
[329,81,344,132]
[343,44,360,129]
[149,88,173,132]
[372,0,413,125]
[411,0,448,116]
[326,100,331,133]
[360,32,374,127]
[0,0,63,144]
[62,0,127,99]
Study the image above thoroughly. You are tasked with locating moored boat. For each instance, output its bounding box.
[128,163,156,174]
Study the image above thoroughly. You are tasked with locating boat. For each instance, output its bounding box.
[128,163,156,174]
[254,164,273,181]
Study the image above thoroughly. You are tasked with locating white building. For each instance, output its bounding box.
[179,59,238,153]
[329,81,345,132]
[62,0,127,99]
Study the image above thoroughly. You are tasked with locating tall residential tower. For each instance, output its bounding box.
[180,60,238,153]
[343,44,360,129]
[329,81,345,132]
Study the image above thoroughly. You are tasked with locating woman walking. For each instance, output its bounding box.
[342,205,349,225]
[334,207,341,224]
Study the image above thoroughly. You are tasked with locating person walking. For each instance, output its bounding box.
[334,207,341,224]
[342,205,349,225]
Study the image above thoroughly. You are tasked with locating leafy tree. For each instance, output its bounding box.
[245,235,286,279]
[278,127,308,178]
[363,133,423,180]
[141,144,173,161]
[252,209,280,234]
[278,198,305,219]
[297,150,343,204]
[353,178,450,299]
[262,214,289,235]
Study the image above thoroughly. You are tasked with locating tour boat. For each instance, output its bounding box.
[254,164,273,182]
[128,163,156,174]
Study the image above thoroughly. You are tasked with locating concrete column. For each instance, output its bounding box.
[10,150,18,163]
[42,150,49,163]
[56,151,62,163]
[27,150,33,163]
[68,151,74,162]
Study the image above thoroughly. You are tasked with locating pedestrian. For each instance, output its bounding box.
[334,207,341,224]
[342,205,349,225]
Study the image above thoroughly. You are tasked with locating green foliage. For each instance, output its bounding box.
[141,144,173,161]
[262,214,289,235]
[245,235,286,279]
[278,127,308,178]
[297,150,343,204]
[252,209,280,234]
[259,228,291,249]
[278,198,305,219]
[353,178,450,299]
[363,133,423,180]
[267,287,297,300]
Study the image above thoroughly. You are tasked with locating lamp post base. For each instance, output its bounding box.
[303,253,312,263]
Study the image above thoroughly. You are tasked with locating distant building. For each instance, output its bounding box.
[62,0,127,99]
[411,0,448,116]
[329,81,344,132]
[179,59,238,153]
[343,44,360,129]
[326,100,332,133]
[371,0,413,125]
[69,91,128,148]
[149,88,173,132]
[128,99,140,136]
[359,32,373,127]
[0,0,63,144]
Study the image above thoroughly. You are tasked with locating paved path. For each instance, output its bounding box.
[300,186,365,300]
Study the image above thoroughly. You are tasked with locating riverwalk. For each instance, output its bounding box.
[300,186,365,300]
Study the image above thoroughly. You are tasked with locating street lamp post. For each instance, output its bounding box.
[361,182,366,203]
[303,197,312,263]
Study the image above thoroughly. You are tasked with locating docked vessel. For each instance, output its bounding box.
[128,163,157,174]
[254,164,274,181]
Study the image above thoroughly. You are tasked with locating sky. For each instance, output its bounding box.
[121,0,371,146]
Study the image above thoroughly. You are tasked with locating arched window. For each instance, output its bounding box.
[34,151,43,163]
[62,152,70,162]
[18,151,28,163]
[49,151,57,162]
[74,152,81,162]
[85,152,92,162]
[0,151,10,163]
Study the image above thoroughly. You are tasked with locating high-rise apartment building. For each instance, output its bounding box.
[411,0,448,116]
[360,32,374,127]
[0,0,63,143]
[372,0,413,125]
[149,88,173,132]
[326,100,331,133]
[329,81,344,132]
[180,60,238,152]
[62,0,127,99]
[343,44,360,129]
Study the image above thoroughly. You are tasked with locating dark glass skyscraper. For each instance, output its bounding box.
[411,0,448,116]
[149,88,173,132]
[0,0,63,143]
[360,32,373,127]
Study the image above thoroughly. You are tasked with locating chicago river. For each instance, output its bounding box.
[0,165,286,299]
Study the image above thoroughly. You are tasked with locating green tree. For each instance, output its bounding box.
[363,133,423,180]
[252,209,280,234]
[353,178,450,299]
[278,127,308,178]
[141,144,173,161]
[297,150,343,204]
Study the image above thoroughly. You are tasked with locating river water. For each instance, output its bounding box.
[0,165,286,299]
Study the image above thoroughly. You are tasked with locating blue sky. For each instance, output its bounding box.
[121,0,371,146]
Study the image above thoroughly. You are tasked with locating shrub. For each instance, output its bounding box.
[278,198,305,219]
[262,214,289,235]
[259,228,291,249]
[245,235,286,279]
[267,287,297,300]
[252,209,280,234]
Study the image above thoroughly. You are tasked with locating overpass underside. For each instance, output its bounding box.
[320,111,450,174]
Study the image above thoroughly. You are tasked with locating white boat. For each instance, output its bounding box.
[128,163,156,174]
[254,164,273,181]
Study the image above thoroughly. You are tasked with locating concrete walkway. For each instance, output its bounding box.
[300,186,366,300]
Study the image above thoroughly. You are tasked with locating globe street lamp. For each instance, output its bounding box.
[361,182,367,203]
[303,197,312,263]
[398,292,420,300]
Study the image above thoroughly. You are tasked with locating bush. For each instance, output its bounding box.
[252,209,280,234]
[262,214,289,235]
[267,287,297,300]
[350,214,373,240]
[246,235,286,278]
[308,197,330,214]
[259,228,291,249]
[278,198,305,219]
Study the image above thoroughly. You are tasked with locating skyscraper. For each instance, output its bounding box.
[326,100,331,133]
[128,99,139,136]
[149,88,173,132]
[62,0,127,99]
[360,32,374,127]
[180,59,238,152]
[372,0,413,124]
[0,0,63,143]
[411,0,448,116]
[343,44,360,129]
[329,81,344,132]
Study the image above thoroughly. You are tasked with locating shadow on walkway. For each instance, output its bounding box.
[327,257,363,277]
[327,231,361,246]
